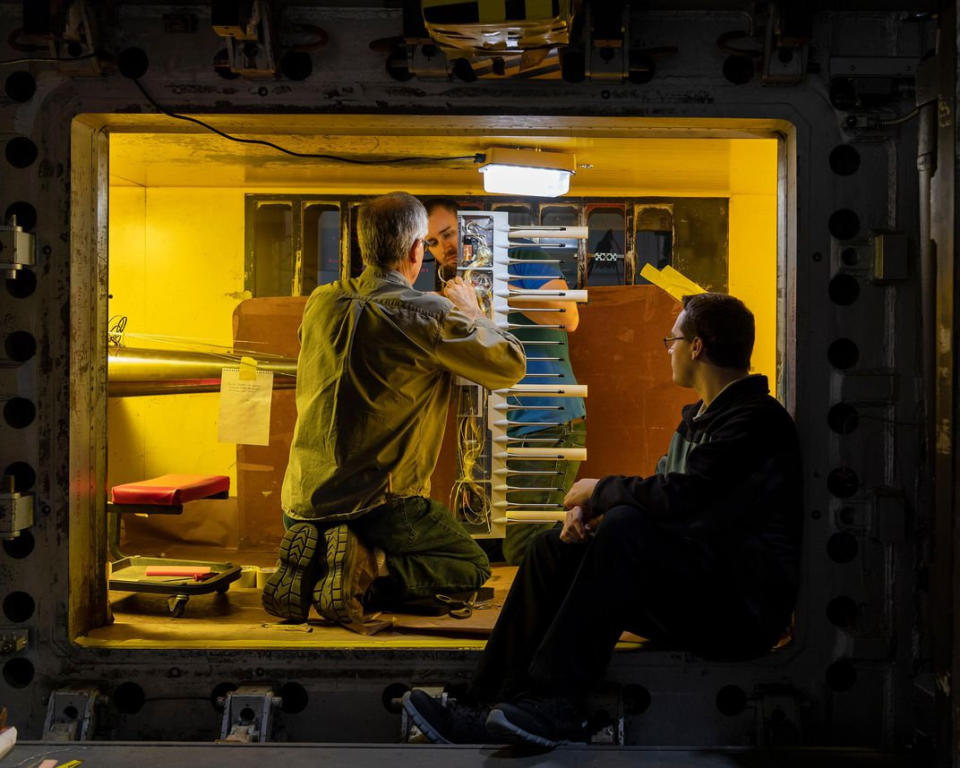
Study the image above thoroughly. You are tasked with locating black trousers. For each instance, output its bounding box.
[469,504,788,703]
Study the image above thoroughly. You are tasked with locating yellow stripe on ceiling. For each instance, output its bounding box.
[524,0,556,20]
[478,0,506,23]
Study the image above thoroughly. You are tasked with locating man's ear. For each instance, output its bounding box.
[690,337,704,360]
[406,238,420,263]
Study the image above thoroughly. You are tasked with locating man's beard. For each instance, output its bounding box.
[439,261,458,282]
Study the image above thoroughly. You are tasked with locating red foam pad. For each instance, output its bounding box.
[110,474,230,506]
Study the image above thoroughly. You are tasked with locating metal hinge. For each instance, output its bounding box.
[42,688,100,741]
[218,686,282,743]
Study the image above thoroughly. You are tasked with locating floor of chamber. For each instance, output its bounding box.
[83,542,649,650]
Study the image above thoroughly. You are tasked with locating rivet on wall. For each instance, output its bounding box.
[4,137,38,169]
[827,466,860,498]
[117,47,150,80]
[826,595,860,629]
[827,531,859,563]
[4,331,37,363]
[828,209,861,240]
[2,657,34,688]
[5,202,38,231]
[825,659,857,692]
[3,462,35,492]
[2,530,34,559]
[3,397,36,429]
[715,685,748,716]
[280,51,313,81]
[4,71,36,103]
[2,591,35,623]
[829,273,860,306]
[827,403,859,434]
[380,682,409,714]
[829,145,861,176]
[113,682,147,714]
[279,681,309,713]
[5,269,37,299]
[827,338,859,369]
[722,55,754,85]
[622,684,651,714]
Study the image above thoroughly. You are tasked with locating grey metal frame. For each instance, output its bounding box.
[0,3,946,755]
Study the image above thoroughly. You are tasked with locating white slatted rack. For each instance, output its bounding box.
[458,211,589,535]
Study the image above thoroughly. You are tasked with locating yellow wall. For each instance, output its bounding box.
[107,187,247,489]
[728,139,779,393]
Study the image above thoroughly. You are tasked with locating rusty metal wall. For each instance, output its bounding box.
[0,2,946,752]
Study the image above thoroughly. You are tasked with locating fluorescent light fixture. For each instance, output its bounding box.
[478,147,575,197]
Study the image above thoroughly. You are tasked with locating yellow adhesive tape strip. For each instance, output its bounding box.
[639,264,706,301]
[239,356,258,381]
[661,265,707,296]
[56,761,84,768]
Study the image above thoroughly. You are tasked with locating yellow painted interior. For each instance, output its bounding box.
[106,124,779,509]
[107,188,247,489]
[728,139,779,389]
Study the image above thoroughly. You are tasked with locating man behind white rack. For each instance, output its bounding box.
[423,198,587,566]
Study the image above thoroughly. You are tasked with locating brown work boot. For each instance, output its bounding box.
[313,524,380,626]
[261,523,322,622]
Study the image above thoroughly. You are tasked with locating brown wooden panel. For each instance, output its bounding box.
[569,285,691,479]
[232,287,688,548]
[234,298,307,547]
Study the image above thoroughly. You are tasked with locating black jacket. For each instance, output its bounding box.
[591,374,803,617]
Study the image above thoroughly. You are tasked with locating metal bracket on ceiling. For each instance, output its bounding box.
[212,0,277,77]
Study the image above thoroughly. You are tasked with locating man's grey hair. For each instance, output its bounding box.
[357,192,428,270]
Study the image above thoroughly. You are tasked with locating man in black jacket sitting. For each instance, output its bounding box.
[403,292,803,747]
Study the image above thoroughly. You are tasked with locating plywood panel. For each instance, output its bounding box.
[569,286,691,479]
[233,298,305,547]
[233,289,690,547]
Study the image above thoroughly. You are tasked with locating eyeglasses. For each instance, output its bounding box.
[662,336,687,350]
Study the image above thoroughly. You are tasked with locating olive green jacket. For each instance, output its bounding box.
[281,267,526,521]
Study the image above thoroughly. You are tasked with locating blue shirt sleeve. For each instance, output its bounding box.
[511,252,562,291]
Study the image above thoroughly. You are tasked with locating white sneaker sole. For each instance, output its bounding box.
[401,692,452,745]
[485,708,560,748]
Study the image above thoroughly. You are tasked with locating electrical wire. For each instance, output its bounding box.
[870,108,920,127]
[716,30,762,60]
[0,53,98,66]
[450,385,491,528]
[132,78,485,166]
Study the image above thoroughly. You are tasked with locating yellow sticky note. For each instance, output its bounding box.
[239,355,258,381]
[639,264,706,301]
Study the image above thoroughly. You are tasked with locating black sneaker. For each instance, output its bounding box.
[261,523,322,621]
[485,695,589,747]
[402,690,491,744]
